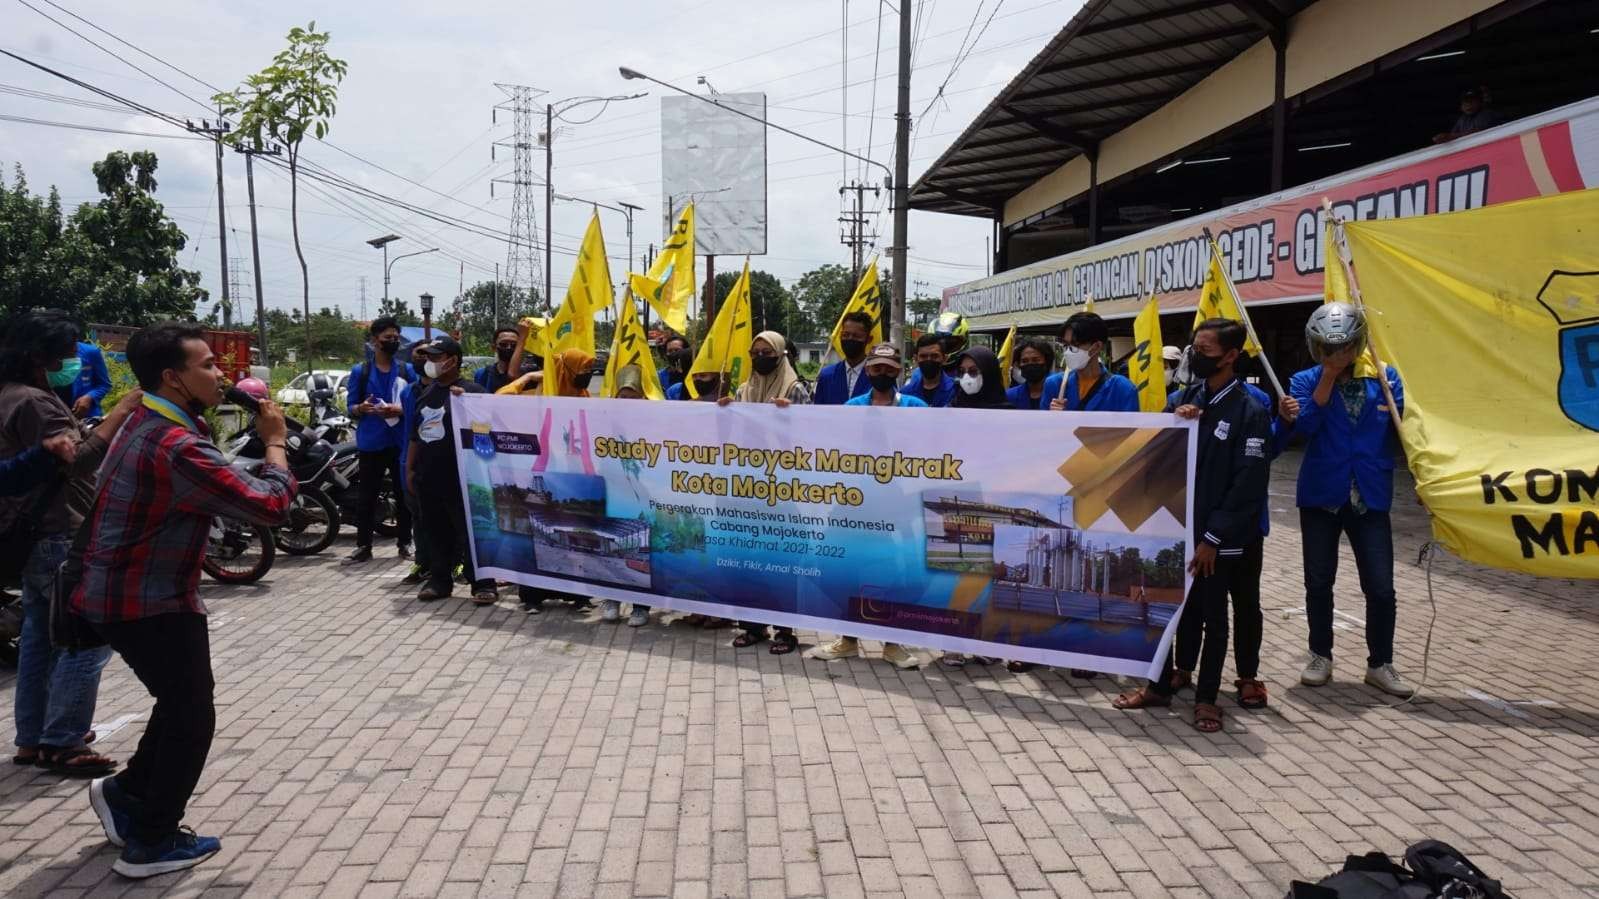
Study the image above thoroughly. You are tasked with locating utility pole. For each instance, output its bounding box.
[358,277,367,320]
[890,0,913,347]
[493,262,499,331]
[703,255,717,322]
[618,200,644,329]
[188,116,232,328]
[236,143,277,364]
[839,181,879,282]
[492,84,549,315]
[545,103,553,313]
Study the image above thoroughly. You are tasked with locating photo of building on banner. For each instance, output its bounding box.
[451,396,1198,677]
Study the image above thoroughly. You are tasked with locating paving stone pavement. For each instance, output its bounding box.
[2,454,1596,898]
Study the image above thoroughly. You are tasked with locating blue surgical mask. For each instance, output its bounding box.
[46,357,81,389]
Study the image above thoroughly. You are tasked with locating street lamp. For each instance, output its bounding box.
[386,247,440,316]
[619,64,906,345]
[366,234,402,309]
[542,92,649,312]
[419,292,435,338]
[554,192,650,328]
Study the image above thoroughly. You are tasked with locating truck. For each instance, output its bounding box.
[88,324,268,382]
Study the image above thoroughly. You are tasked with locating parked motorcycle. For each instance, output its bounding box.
[201,462,278,584]
[306,375,352,445]
[219,386,344,562]
[327,441,402,540]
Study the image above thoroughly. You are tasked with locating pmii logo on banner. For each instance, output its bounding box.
[1537,271,1599,432]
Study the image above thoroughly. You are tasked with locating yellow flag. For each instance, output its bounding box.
[602,290,665,400]
[1129,296,1167,412]
[995,324,1016,387]
[629,203,695,334]
[542,213,614,395]
[1083,294,1095,313]
[827,258,886,360]
[686,258,753,398]
[1322,221,1383,380]
[519,316,549,358]
[1345,187,1599,579]
[1194,240,1263,355]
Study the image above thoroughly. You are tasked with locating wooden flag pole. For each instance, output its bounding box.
[1200,228,1285,397]
[1321,198,1403,425]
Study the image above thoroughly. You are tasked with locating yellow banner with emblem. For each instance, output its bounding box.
[1128,295,1167,413]
[630,203,696,334]
[686,258,753,398]
[601,290,665,400]
[1344,188,1599,578]
[1194,239,1263,356]
[827,258,886,361]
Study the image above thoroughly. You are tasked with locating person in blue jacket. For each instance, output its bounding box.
[811,312,873,405]
[1287,302,1412,698]
[53,341,113,420]
[656,334,691,395]
[1006,339,1055,410]
[343,316,412,564]
[900,334,957,407]
[1041,312,1139,413]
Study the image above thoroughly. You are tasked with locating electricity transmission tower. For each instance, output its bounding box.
[492,83,548,312]
[227,255,246,327]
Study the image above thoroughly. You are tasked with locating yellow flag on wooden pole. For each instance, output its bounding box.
[995,324,1016,388]
[1128,295,1167,412]
[629,203,695,334]
[602,288,665,400]
[686,258,753,398]
[826,258,887,361]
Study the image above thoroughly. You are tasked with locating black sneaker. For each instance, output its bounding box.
[113,827,220,879]
[417,585,450,602]
[343,546,373,564]
[401,565,427,585]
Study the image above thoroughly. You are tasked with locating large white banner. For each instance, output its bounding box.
[453,396,1197,678]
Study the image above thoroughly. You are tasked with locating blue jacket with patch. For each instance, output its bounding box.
[1005,383,1048,410]
[71,342,113,418]
[1038,370,1141,412]
[1286,364,1404,512]
[811,359,870,406]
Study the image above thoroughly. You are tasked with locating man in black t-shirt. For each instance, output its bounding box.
[405,335,492,604]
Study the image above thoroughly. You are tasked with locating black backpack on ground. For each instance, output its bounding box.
[1287,840,1511,899]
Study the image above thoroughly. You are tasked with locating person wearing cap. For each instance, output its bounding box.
[1041,312,1140,413]
[1005,339,1055,410]
[812,342,923,670]
[843,343,927,408]
[1434,86,1500,143]
[902,334,958,408]
[405,335,494,605]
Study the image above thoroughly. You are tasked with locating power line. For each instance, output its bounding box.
[0,112,206,140]
[12,0,216,115]
[33,0,223,93]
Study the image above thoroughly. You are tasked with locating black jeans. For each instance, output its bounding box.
[404,487,432,574]
[420,473,489,595]
[1173,539,1263,682]
[93,613,214,844]
[1301,505,1397,667]
[356,447,412,549]
[1153,555,1237,705]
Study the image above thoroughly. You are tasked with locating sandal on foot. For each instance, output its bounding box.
[12,746,40,766]
[731,630,766,648]
[1112,686,1172,710]
[1194,703,1223,733]
[1169,669,1193,693]
[1235,678,1268,709]
[769,634,798,655]
[41,747,117,778]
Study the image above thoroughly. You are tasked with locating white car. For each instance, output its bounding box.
[275,370,350,407]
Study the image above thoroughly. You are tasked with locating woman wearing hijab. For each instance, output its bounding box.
[506,348,599,614]
[952,346,1012,409]
[717,331,807,653]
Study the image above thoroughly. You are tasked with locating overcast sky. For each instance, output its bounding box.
[2,0,1077,325]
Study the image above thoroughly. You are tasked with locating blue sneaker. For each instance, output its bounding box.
[112,827,221,879]
[89,776,135,848]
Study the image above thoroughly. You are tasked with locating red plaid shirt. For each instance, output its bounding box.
[71,406,298,622]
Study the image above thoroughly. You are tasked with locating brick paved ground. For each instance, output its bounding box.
[2,453,1596,898]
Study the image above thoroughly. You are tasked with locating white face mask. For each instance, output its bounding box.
[1062,346,1093,371]
[423,361,441,379]
[958,372,983,395]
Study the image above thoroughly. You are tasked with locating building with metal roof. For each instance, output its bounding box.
[911,0,1599,376]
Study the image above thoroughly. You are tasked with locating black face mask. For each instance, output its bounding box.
[667,349,690,370]
[751,355,780,376]
[868,372,899,393]
[840,338,867,360]
[497,346,515,362]
[1021,363,1048,383]
[917,360,942,380]
[1189,350,1224,379]
[693,379,720,399]
[573,372,594,390]
[378,339,401,356]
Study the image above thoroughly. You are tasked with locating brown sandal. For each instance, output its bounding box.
[1169,669,1193,693]
[1112,685,1172,710]
[1194,703,1223,733]
[1235,678,1268,709]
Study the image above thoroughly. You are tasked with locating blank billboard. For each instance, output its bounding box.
[661,92,768,256]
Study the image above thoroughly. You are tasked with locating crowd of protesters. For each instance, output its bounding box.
[0,300,1411,879]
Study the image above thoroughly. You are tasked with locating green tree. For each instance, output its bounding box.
[452,280,541,349]
[0,156,203,324]
[711,269,801,341]
[377,296,422,327]
[216,21,349,375]
[789,263,895,343]
[908,292,942,332]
